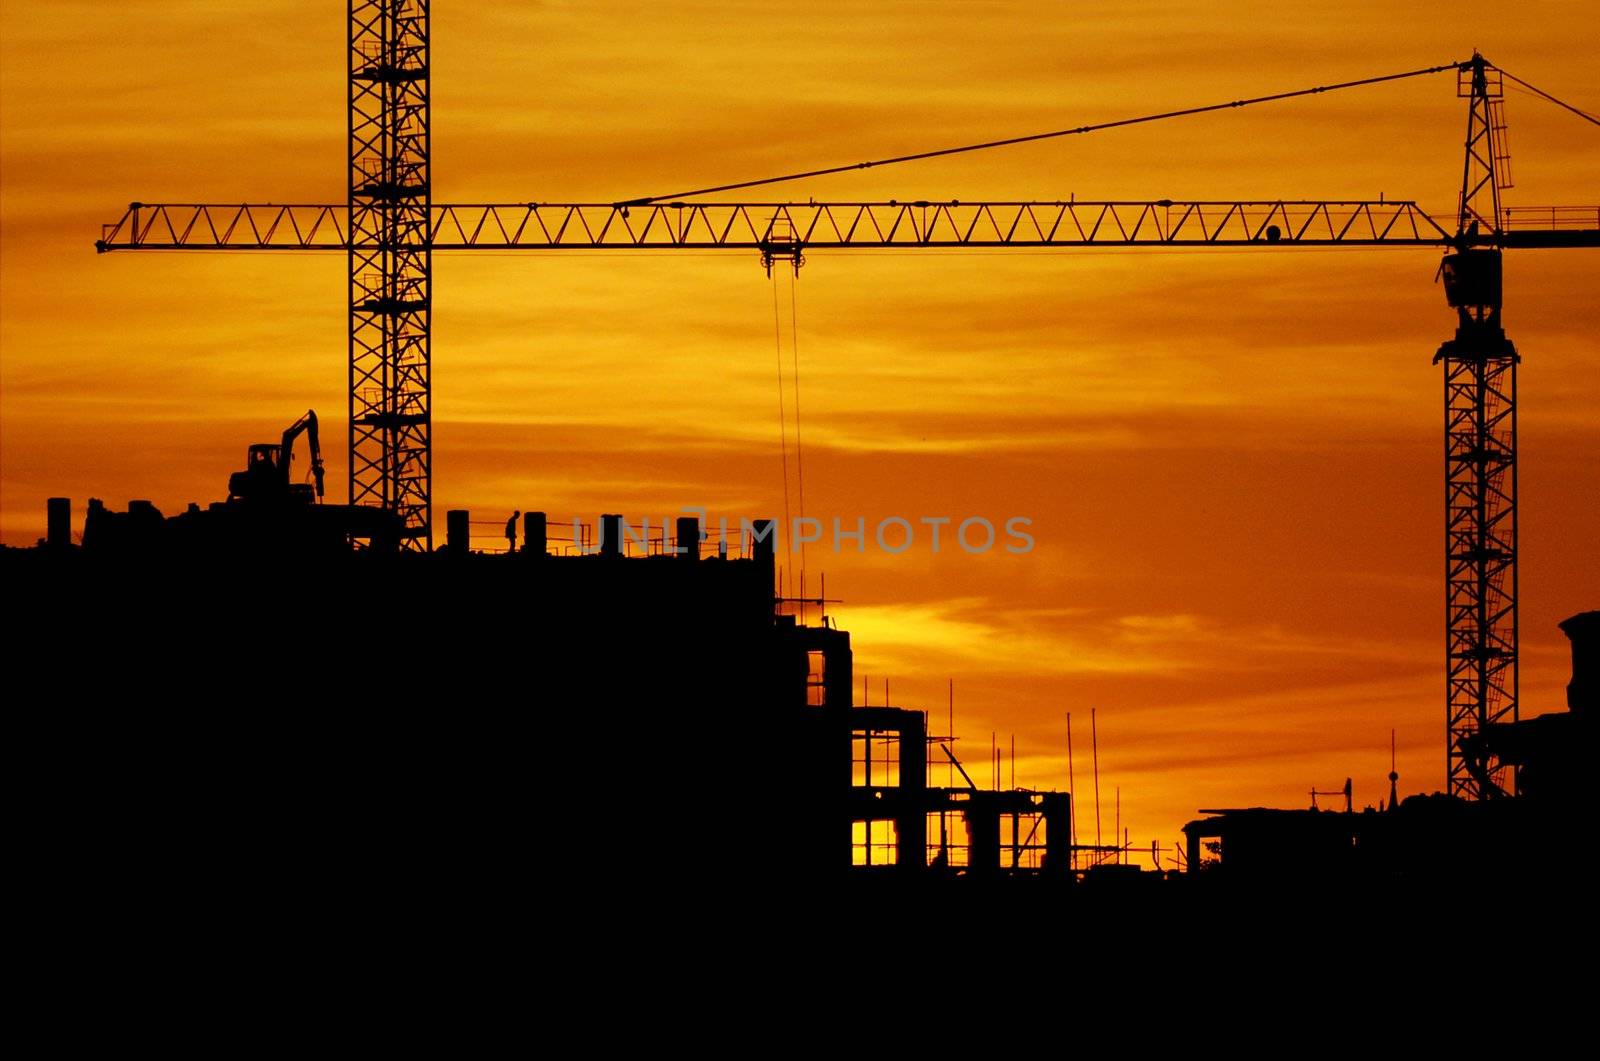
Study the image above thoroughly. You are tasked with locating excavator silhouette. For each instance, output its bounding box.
[81,408,400,556]
[204,408,400,551]
[227,410,326,506]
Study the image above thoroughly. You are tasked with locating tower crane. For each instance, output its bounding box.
[92,4,1599,800]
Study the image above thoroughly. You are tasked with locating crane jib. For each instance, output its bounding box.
[97,201,1600,252]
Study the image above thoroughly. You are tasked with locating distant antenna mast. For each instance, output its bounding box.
[1388,728,1401,812]
[1091,708,1103,853]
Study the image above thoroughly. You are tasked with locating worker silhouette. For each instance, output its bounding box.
[505,510,520,553]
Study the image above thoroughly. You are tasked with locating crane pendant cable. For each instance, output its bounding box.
[618,60,1470,206]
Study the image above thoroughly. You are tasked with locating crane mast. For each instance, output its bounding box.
[350,1,431,550]
[92,22,1600,799]
[1437,55,1520,798]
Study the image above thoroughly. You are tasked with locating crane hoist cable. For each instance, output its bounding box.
[617,60,1469,206]
[772,275,793,584]
[771,268,809,598]
[789,272,806,581]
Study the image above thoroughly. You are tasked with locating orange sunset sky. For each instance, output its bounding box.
[2,1,1596,852]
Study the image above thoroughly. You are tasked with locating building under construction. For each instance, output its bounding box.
[12,471,1593,907]
[11,481,1079,897]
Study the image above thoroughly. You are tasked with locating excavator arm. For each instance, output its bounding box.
[280,410,325,499]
